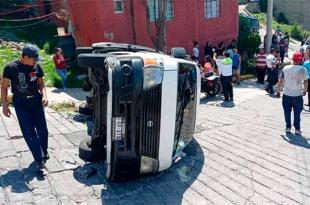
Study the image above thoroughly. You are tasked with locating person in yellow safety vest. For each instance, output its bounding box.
[217,52,233,102]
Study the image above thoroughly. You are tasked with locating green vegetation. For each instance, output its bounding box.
[49,101,78,112]
[253,13,309,41]
[238,16,261,75]
[0,45,86,88]
[238,17,261,58]
[0,46,20,72]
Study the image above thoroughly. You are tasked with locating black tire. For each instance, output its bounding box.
[82,79,93,91]
[79,138,105,162]
[206,81,221,97]
[78,54,108,68]
[76,47,93,56]
[79,103,93,116]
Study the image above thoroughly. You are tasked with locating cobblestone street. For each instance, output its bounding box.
[0,80,310,205]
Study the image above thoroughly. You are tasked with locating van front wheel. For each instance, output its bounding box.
[79,138,105,162]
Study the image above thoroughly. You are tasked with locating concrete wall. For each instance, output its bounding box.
[274,0,310,30]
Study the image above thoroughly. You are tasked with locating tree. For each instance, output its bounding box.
[141,0,167,52]
[238,16,261,57]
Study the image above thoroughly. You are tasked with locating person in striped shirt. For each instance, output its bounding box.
[255,47,267,84]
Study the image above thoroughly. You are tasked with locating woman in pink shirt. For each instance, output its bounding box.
[53,48,67,90]
[202,56,214,77]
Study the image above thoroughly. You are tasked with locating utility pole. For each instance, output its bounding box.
[266,0,273,53]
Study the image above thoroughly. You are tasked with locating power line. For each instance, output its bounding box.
[0,15,55,29]
[2,0,66,9]
[0,12,56,22]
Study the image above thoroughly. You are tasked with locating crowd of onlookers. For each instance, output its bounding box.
[192,40,241,102]
[191,31,309,135]
[193,40,241,83]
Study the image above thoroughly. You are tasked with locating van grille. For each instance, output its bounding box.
[139,86,162,158]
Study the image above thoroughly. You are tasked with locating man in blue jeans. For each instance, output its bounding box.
[1,45,49,172]
[276,52,309,135]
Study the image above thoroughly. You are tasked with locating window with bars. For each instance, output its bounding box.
[204,0,220,19]
[147,0,174,22]
[114,0,124,13]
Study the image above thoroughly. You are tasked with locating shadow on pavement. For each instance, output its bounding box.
[216,101,235,108]
[0,162,44,193]
[281,134,310,149]
[72,139,205,205]
[200,94,224,105]
[72,114,93,136]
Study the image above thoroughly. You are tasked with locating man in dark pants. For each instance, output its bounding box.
[265,48,279,94]
[1,45,49,171]
[217,52,233,101]
[276,52,309,135]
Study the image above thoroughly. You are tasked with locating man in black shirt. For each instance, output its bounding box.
[1,44,49,172]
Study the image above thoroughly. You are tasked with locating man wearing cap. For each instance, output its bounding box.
[1,44,49,171]
[276,52,309,135]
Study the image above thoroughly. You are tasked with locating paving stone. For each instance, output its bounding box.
[0,156,19,170]
[0,80,310,204]
[0,137,14,152]
[0,186,7,205]
[52,134,75,149]
[49,170,93,203]
[11,138,29,152]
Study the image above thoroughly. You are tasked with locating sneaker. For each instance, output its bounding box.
[265,88,270,93]
[295,130,302,135]
[285,128,291,134]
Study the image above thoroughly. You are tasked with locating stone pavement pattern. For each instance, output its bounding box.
[0,80,310,205]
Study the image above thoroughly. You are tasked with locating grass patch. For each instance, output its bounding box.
[253,13,309,41]
[0,45,86,88]
[49,101,78,112]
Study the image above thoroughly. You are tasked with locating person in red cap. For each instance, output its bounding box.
[276,51,309,135]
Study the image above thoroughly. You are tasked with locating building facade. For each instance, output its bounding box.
[67,0,239,55]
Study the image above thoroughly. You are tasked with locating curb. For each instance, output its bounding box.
[240,74,256,81]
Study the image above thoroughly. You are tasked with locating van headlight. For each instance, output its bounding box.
[140,156,159,174]
[143,59,164,89]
